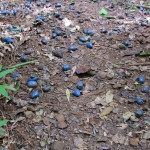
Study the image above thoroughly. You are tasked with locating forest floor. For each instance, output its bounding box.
[0,0,150,150]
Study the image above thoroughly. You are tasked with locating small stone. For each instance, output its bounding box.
[99,71,107,79]
[52,50,66,58]
[24,111,34,119]
[143,131,150,140]
[58,121,68,129]
[40,141,46,147]
[43,117,50,126]
[130,138,139,146]
[107,73,114,79]
[51,141,66,150]
[55,114,65,122]
[119,44,126,50]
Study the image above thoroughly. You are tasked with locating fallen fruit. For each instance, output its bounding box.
[135,110,143,118]
[28,76,39,81]
[83,29,95,36]
[77,81,84,90]
[73,89,81,97]
[63,65,71,71]
[137,75,145,84]
[136,97,143,105]
[68,45,78,51]
[141,87,149,93]
[140,22,147,26]
[41,39,48,44]
[52,33,57,38]
[55,3,61,7]
[30,91,40,99]
[1,10,7,15]
[3,37,14,44]
[24,2,32,8]
[42,85,51,92]
[79,37,87,42]
[86,42,93,48]
[122,41,132,46]
[27,80,38,88]
[53,30,62,36]
[20,55,29,62]
[101,29,108,33]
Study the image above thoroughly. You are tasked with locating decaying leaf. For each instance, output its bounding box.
[66,89,70,104]
[99,106,113,117]
[105,90,114,103]
[123,112,135,121]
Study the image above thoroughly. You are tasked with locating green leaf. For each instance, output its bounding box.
[70,0,75,2]
[0,85,10,99]
[4,85,17,91]
[0,120,9,127]
[138,52,150,57]
[0,65,2,71]
[0,69,15,79]
[8,60,38,69]
[0,129,6,136]
[99,9,108,15]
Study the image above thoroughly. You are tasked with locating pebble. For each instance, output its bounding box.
[51,141,66,150]
[52,49,65,58]
[20,55,29,62]
[99,71,107,79]
[129,138,139,146]
[107,72,114,79]
[43,117,50,126]
[24,111,34,119]
[55,114,65,122]
[58,121,68,129]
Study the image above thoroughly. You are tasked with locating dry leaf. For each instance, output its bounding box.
[99,106,113,117]
[66,89,70,104]
[106,90,114,103]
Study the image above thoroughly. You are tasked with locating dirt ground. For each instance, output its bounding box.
[0,0,150,150]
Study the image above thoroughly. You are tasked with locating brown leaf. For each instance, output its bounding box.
[99,107,113,117]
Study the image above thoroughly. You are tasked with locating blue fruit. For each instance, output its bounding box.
[12,73,21,80]
[53,30,62,36]
[8,25,21,32]
[135,110,143,118]
[27,80,38,88]
[2,3,8,7]
[76,10,82,14]
[69,4,74,10]
[122,41,132,46]
[24,3,32,8]
[79,37,87,42]
[28,76,38,81]
[54,12,61,18]
[25,10,29,15]
[77,81,84,90]
[68,46,78,51]
[78,41,83,45]
[101,29,108,33]
[52,33,57,38]
[83,29,95,36]
[30,91,40,99]
[1,10,7,15]
[73,89,81,97]
[139,6,144,11]
[86,42,93,48]
[140,22,147,26]
[136,97,143,105]
[3,37,14,44]
[42,85,51,92]
[36,16,45,22]
[63,65,71,71]
[20,55,29,62]
[8,11,14,16]
[41,39,48,44]
[55,3,61,7]
[141,87,149,93]
[13,7,20,15]
[137,75,145,84]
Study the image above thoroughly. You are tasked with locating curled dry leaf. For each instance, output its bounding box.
[106,90,114,103]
